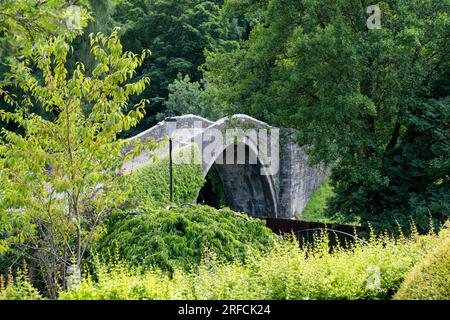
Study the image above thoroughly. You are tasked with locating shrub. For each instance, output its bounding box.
[64,229,442,300]
[94,205,278,273]
[394,228,450,300]
[0,268,42,300]
[128,144,205,207]
[59,261,174,300]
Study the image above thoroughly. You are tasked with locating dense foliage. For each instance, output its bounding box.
[110,0,242,131]
[203,0,450,232]
[68,0,115,74]
[165,74,225,121]
[0,1,92,131]
[0,31,152,297]
[129,144,205,207]
[95,205,278,273]
[394,229,450,300]
[0,266,42,300]
[0,0,90,59]
[329,96,450,231]
[61,228,445,300]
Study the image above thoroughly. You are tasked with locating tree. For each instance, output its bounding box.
[111,0,241,133]
[0,1,93,134]
[164,74,225,121]
[0,31,152,297]
[204,0,450,231]
[68,0,115,74]
[0,0,91,59]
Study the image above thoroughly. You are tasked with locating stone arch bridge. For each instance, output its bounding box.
[123,114,329,220]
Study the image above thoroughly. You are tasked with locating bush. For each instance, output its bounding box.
[64,229,442,300]
[95,205,278,273]
[241,230,440,300]
[394,228,450,300]
[129,144,205,207]
[0,268,42,300]
[59,262,175,300]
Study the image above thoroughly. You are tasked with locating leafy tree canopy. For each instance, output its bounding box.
[0,31,152,297]
[0,0,91,59]
[110,0,243,132]
[204,0,450,231]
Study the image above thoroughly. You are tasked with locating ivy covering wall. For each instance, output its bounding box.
[129,144,206,207]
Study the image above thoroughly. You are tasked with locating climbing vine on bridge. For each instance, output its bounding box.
[129,144,205,207]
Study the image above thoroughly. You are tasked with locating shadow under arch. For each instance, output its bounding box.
[197,142,278,217]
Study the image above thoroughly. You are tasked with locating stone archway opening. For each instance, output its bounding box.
[197,143,276,217]
[196,164,228,209]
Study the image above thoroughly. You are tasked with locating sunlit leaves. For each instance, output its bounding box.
[0,0,92,58]
[0,31,154,294]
